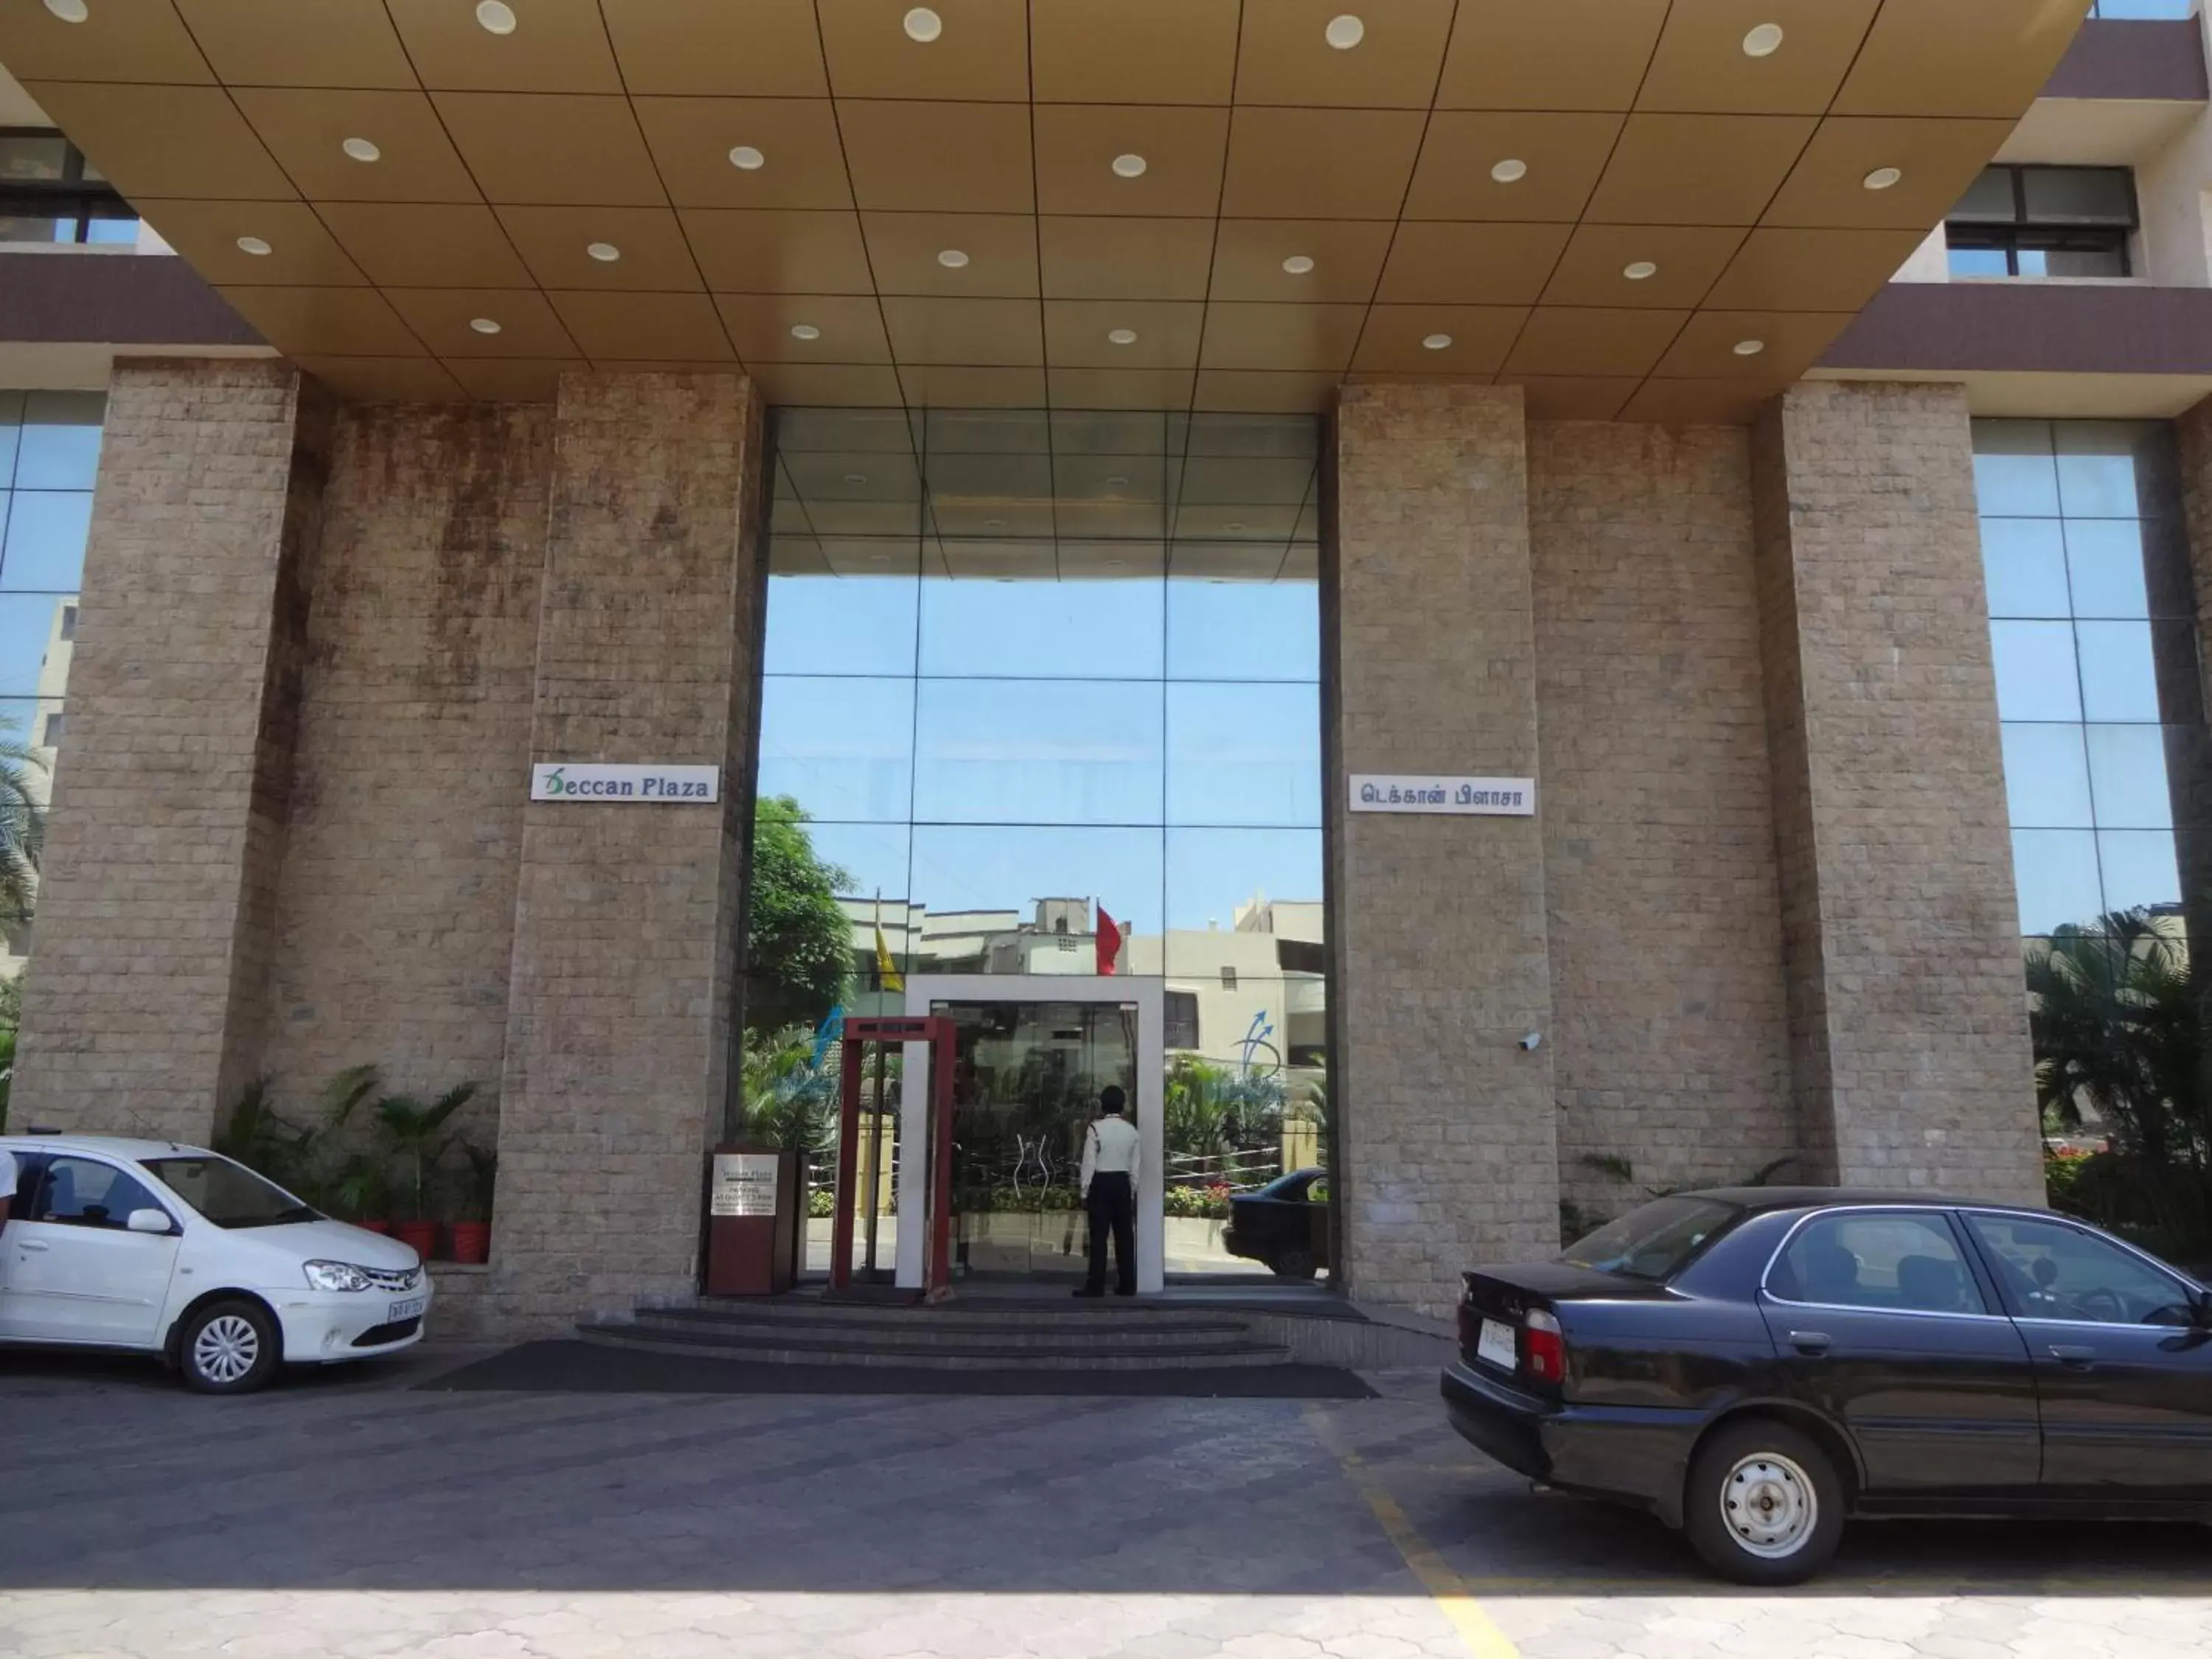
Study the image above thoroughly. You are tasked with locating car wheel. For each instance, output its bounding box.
[1270,1248,1318,1280]
[1683,1419,1844,1585]
[179,1298,281,1395]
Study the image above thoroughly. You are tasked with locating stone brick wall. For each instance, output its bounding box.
[1750,381,2042,1202]
[1528,423,1795,1222]
[485,372,765,1334]
[15,359,329,1143]
[1328,383,1558,1315]
[260,405,552,1152]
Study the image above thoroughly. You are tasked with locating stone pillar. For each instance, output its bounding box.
[1750,380,2041,1203]
[15,359,329,1143]
[486,372,766,1333]
[1326,383,1557,1315]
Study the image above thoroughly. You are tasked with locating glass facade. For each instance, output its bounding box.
[1977,418,2212,1254]
[0,391,102,969]
[749,408,1327,1281]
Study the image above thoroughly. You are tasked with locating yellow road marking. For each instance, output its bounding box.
[1305,1405,1523,1659]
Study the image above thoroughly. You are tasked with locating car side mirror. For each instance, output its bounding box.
[126,1208,173,1235]
[2195,1287,2212,1329]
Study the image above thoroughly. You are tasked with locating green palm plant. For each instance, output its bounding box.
[0,729,47,928]
[740,1023,835,1153]
[373,1082,479,1222]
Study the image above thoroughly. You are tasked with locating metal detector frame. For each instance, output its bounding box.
[830,1015,957,1298]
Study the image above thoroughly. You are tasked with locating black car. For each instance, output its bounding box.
[1222,1169,1329,1279]
[1441,1188,2212,1584]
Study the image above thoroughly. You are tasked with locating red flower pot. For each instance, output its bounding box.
[394,1220,439,1260]
[448,1221,491,1265]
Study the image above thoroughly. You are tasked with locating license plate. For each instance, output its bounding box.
[388,1297,426,1324]
[1476,1317,1518,1372]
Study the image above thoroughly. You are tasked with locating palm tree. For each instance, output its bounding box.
[0,731,49,926]
[373,1082,479,1222]
[740,1023,835,1154]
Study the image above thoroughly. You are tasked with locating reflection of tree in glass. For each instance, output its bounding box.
[0,717,48,925]
[2028,907,2212,1252]
[739,1023,837,1154]
[745,796,852,1034]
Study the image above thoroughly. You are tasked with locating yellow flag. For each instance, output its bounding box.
[874,925,904,993]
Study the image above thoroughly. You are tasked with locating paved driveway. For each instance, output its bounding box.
[0,1349,2205,1659]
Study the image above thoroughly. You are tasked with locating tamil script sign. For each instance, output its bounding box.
[1350,775,1535,816]
[530,762,720,802]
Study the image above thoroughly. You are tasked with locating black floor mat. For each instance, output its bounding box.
[419,1340,1377,1399]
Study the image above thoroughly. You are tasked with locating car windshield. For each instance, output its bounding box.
[1559,1195,1742,1282]
[142,1155,318,1228]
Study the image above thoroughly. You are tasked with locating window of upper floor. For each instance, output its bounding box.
[2084,2,2197,16]
[0,130,139,248]
[1946,164,2138,280]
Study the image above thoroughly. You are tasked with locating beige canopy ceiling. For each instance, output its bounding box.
[0,0,2081,420]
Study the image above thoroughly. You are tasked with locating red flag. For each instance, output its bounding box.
[1096,906,1123,976]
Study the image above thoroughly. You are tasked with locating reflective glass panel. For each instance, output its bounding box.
[1972,421,2059,516]
[2054,421,2158,518]
[907,826,1164,953]
[13,392,103,490]
[2084,725,2177,830]
[912,678,1164,826]
[762,573,918,678]
[1989,621,2081,721]
[919,575,1164,681]
[2074,621,2162,722]
[1166,577,1320,681]
[2011,830,2107,934]
[0,593,71,698]
[2097,830,2182,916]
[1165,682,1322,827]
[2062,519,2151,619]
[2000,723,2093,830]
[1980,519,2070,618]
[755,675,915,823]
[1165,829,1325,960]
[0,490,92,591]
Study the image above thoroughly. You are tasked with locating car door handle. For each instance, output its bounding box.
[1787,1330,1832,1355]
[2048,1344,2097,1370]
[16,1238,49,1253]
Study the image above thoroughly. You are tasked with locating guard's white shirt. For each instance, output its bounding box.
[1079,1115,1141,1194]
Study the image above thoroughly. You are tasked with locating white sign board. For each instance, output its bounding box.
[709,1153,781,1217]
[1350,775,1535,816]
[530,763,720,803]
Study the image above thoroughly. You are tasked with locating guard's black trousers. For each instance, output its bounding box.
[1084,1170,1137,1295]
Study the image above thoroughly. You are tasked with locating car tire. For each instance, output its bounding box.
[178,1298,281,1395]
[1683,1419,1845,1586]
[1270,1248,1318,1280]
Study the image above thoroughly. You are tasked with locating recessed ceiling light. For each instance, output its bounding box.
[1325,14,1365,49]
[1733,338,1766,356]
[1281,254,1315,276]
[1225,522,1248,533]
[1107,328,1138,346]
[342,136,381,163]
[470,317,502,335]
[843,473,867,485]
[1112,153,1148,179]
[937,248,970,268]
[984,518,1006,529]
[1422,333,1453,350]
[729,145,767,171]
[235,236,273,257]
[476,0,517,35]
[1490,159,1528,184]
[1105,558,1126,568]
[43,0,88,21]
[871,554,891,564]
[1624,261,1658,281]
[903,6,942,43]
[1105,476,1130,487]
[1863,167,1903,191]
[586,241,622,262]
[791,324,821,341]
[1742,23,1784,58]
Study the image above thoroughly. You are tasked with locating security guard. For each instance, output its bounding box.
[1076,1086,1140,1298]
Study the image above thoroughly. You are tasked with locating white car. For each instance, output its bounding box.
[1,1133,433,1393]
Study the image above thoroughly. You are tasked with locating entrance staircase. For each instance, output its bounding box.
[576,1295,1298,1371]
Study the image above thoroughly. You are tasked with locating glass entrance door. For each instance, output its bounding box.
[933,998,1137,1281]
[897,974,1165,1293]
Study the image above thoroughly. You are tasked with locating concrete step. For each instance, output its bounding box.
[574,1319,1294,1370]
[634,1306,1258,1349]
[698,1295,1273,1329]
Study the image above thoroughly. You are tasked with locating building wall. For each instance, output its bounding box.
[486,372,766,1334]
[14,358,329,1143]
[1328,383,1558,1316]
[1528,423,1795,1222]
[1750,382,2042,1201]
[260,405,552,1145]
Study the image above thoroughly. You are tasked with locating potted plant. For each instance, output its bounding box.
[331,1152,393,1234]
[449,1141,495,1265]
[374,1082,476,1260]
